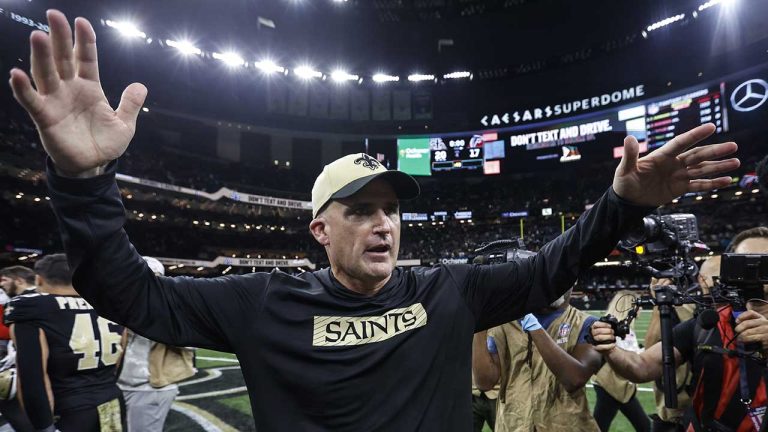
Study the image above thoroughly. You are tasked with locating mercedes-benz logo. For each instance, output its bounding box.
[730,79,768,112]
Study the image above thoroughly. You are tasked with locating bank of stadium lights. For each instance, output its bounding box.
[212,51,246,67]
[645,13,686,34]
[104,20,146,40]
[165,39,202,56]
[408,73,436,82]
[331,69,360,83]
[697,0,735,12]
[254,59,286,74]
[373,73,399,83]
[293,65,324,80]
[443,71,472,80]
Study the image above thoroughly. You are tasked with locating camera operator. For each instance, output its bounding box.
[592,290,650,432]
[591,227,768,432]
[644,257,720,431]
[474,289,603,431]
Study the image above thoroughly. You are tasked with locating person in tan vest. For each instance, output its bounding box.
[473,289,603,432]
[644,256,720,432]
[592,290,650,432]
[472,332,500,431]
[118,257,196,432]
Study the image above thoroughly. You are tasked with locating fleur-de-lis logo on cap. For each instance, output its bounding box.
[354,154,380,170]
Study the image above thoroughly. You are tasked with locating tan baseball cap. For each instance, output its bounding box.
[311,153,420,218]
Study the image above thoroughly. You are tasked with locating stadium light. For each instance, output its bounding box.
[293,65,323,80]
[373,73,399,83]
[408,73,435,82]
[254,59,286,74]
[105,20,146,39]
[698,0,735,12]
[646,14,686,32]
[443,71,472,80]
[331,69,359,82]
[213,51,246,67]
[165,39,202,56]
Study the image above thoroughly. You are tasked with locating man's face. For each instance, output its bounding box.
[0,276,18,297]
[311,179,401,290]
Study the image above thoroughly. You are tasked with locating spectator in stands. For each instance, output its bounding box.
[473,289,603,431]
[119,257,196,432]
[591,228,768,432]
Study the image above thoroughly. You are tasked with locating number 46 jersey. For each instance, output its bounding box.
[4,293,124,413]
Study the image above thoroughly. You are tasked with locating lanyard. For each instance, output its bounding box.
[737,342,764,431]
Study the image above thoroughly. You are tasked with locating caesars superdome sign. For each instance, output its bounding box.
[480,84,645,127]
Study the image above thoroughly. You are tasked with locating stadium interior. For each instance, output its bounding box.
[0,0,766,431]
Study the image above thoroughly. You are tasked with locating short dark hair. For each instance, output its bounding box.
[728,227,768,252]
[0,266,35,285]
[33,254,72,286]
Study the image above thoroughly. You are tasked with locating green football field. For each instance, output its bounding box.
[166,310,656,432]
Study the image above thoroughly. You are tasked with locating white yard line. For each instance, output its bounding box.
[171,401,238,432]
[196,356,240,363]
[177,386,249,400]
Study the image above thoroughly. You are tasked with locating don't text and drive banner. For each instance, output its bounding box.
[157,256,317,270]
[115,173,312,211]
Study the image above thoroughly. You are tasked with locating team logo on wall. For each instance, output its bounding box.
[559,146,582,163]
[730,79,768,112]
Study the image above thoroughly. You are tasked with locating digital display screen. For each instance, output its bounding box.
[396,82,733,176]
[430,135,484,172]
[397,138,431,176]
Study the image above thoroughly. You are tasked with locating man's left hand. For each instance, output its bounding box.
[612,123,739,206]
[735,310,768,349]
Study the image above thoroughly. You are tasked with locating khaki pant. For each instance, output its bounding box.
[123,388,178,432]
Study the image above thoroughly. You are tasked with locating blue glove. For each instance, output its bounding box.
[519,314,543,332]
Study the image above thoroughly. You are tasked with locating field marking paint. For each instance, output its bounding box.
[171,401,238,432]
[197,356,240,363]
[587,383,654,392]
[180,366,242,387]
[177,386,249,400]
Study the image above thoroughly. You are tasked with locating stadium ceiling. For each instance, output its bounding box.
[12,0,737,85]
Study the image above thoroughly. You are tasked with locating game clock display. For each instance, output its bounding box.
[430,135,484,172]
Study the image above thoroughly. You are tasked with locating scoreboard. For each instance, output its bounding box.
[430,136,484,172]
[395,74,752,177]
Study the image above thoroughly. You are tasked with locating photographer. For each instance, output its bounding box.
[592,290,650,432]
[644,257,720,431]
[590,227,768,431]
[474,289,603,431]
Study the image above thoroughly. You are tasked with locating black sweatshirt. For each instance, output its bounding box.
[46,159,652,431]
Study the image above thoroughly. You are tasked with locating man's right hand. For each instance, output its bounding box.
[9,10,147,177]
[589,321,617,354]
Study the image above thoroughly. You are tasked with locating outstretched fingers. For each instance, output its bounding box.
[74,17,99,81]
[9,69,45,119]
[47,10,75,80]
[686,158,740,179]
[615,135,639,176]
[115,83,148,133]
[658,123,716,157]
[688,177,733,193]
[29,31,59,95]
[679,141,738,167]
